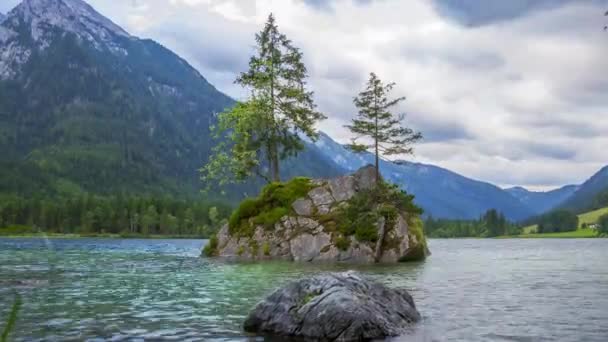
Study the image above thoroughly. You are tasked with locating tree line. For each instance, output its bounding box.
[535,210,578,234]
[0,195,230,237]
[424,209,522,238]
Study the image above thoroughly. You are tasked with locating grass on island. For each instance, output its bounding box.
[516,207,608,238]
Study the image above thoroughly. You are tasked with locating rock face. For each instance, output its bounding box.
[244,271,421,341]
[212,165,429,263]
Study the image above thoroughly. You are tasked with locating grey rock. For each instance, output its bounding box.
[354,164,377,190]
[338,240,375,263]
[296,217,321,232]
[314,244,340,261]
[374,216,386,262]
[394,215,411,254]
[328,175,356,202]
[308,186,334,207]
[244,271,421,341]
[292,198,313,216]
[290,232,331,262]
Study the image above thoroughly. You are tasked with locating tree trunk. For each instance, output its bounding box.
[375,143,379,184]
[374,86,380,184]
[272,147,280,182]
[269,35,280,183]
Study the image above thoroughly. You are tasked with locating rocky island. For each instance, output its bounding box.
[204,166,429,263]
[244,271,421,340]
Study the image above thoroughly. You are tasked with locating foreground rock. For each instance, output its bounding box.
[206,165,429,263]
[244,271,421,341]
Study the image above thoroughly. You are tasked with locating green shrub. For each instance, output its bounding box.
[229,198,259,234]
[335,235,351,251]
[0,225,36,236]
[598,214,608,236]
[262,242,271,256]
[202,235,219,257]
[249,240,259,255]
[328,180,422,246]
[253,207,289,228]
[237,245,245,256]
[228,177,313,237]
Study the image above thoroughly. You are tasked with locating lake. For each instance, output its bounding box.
[1,238,607,341]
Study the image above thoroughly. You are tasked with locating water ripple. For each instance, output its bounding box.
[0,238,607,341]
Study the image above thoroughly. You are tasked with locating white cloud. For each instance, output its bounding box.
[1,0,606,190]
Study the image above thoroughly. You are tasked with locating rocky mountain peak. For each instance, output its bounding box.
[0,0,132,79]
[4,0,129,45]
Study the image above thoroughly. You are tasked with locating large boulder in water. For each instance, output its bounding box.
[243,271,421,341]
[204,165,429,263]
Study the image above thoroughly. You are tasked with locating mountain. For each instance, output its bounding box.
[559,166,608,212]
[312,133,534,221]
[505,185,579,215]
[0,0,342,198]
[0,12,5,23]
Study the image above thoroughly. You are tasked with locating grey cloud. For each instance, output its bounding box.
[522,141,578,160]
[431,0,591,27]
[6,0,607,189]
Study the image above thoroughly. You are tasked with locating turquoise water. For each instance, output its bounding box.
[1,238,607,341]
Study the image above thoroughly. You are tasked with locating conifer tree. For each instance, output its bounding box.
[346,72,422,183]
[202,14,325,186]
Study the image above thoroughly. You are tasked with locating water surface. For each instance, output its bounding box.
[1,238,607,341]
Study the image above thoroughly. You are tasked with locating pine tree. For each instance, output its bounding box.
[346,72,422,183]
[202,14,325,186]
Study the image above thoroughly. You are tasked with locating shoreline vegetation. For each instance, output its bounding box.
[0,231,211,239]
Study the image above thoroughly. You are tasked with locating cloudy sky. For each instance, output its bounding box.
[2,0,607,190]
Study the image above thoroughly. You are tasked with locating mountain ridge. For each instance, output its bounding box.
[0,0,599,220]
[559,166,608,212]
[505,184,580,215]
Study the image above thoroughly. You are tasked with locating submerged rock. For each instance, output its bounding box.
[208,165,430,263]
[244,271,421,341]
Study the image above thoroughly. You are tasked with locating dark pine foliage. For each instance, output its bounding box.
[0,194,231,237]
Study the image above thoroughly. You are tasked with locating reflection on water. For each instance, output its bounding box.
[1,238,607,341]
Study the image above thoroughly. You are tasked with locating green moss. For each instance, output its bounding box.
[202,235,219,257]
[262,242,271,256]
[237,245,245,256]
[320,244,331,253]
[249,240,259,256]
[228,177,313,237]
[408,216,427,249]
[229,198,258,235]
[399,217,428,262]
[335,235,351,251]
[253,207,289,228]
[302,292,318,305]
[399,243,427,262]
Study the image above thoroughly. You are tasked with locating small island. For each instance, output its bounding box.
[204,165,429,263]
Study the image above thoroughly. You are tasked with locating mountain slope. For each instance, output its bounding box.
[506,185,579,215]
[559,166,608,212]
[0,0,342,198]
[313,133,534,220]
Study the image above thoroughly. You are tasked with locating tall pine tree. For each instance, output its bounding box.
[202,14,325,186]
[346,72,422,183]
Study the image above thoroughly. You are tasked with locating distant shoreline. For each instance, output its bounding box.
[0,233,209,240]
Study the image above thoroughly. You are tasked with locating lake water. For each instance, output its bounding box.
[1,238,607,341]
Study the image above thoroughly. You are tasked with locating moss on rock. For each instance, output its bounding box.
[202,235,219,257]
[229,177,314,237]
